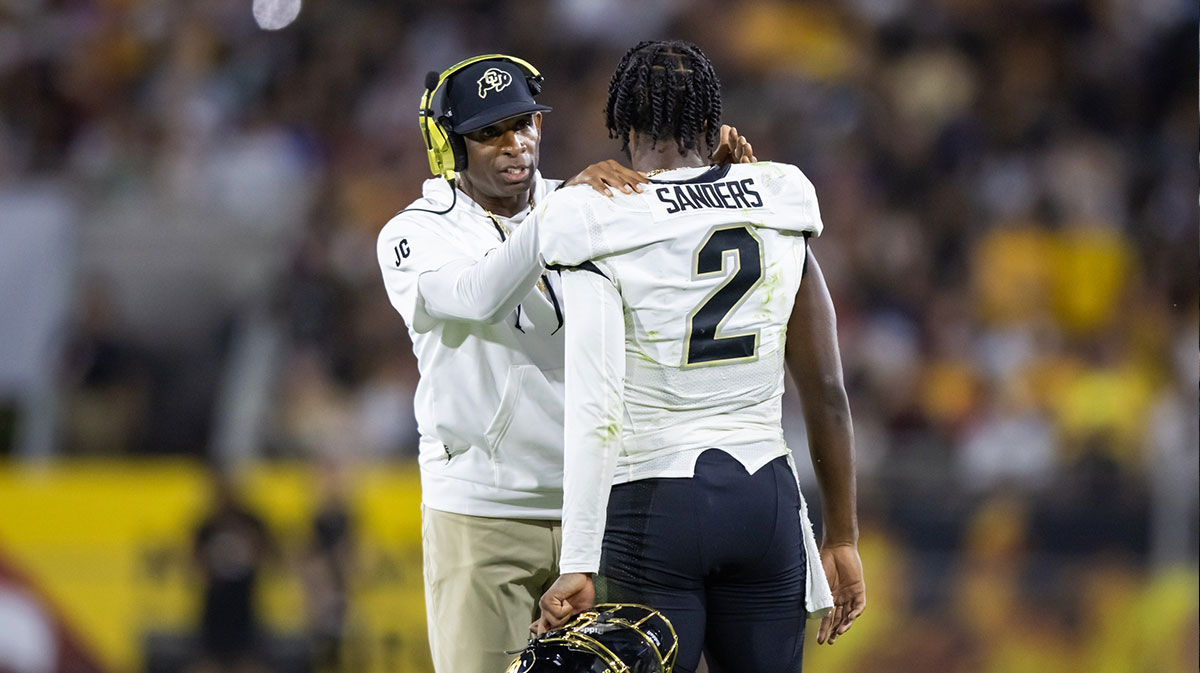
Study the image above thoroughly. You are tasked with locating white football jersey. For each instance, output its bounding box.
[540,162,822,477]
[539,161,837,614]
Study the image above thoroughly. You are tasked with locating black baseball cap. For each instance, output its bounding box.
[440,60,551,134]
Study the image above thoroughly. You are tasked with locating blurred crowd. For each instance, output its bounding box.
[0,0,1196,670]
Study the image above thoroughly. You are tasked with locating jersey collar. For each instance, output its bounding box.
[646,164,732,185]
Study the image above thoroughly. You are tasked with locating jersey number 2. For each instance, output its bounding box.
[684,226,764,366]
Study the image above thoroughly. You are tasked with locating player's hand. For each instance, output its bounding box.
[533,572,595,635]
[710,124,757,165]
[817,543,866,645]
[564,160,648,197]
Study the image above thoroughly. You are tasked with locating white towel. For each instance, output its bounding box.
[786,452,835,618]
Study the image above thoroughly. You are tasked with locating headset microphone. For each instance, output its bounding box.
[424,70,439,93]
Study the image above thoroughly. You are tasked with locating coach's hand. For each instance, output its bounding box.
[565,160,648,197]
[533,572,595,635]
[711,124,757,165]
[817,543,866,645]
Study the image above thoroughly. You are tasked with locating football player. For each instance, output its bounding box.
[533,40,866,673]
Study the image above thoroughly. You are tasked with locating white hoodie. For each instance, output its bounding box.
[376,172,565,518]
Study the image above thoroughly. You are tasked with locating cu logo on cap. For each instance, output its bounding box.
[477,67,513,98]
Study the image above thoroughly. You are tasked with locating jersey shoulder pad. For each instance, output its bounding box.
[753,161,823,236]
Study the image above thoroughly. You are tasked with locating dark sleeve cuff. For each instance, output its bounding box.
[546,260,609,280]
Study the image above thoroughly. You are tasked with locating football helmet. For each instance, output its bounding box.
[506,604,678,673]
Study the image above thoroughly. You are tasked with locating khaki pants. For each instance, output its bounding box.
[422,507,561,673]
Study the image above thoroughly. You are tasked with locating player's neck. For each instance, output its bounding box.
[629,137,708,174]
[456,176,530,219]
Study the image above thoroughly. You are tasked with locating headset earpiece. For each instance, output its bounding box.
[446,133,468,176]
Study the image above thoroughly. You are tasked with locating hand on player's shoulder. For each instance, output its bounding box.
[564,159,648,198]
[712,124,758,165]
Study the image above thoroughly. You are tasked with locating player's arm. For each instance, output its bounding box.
[784,248,865,645]
[535,267,626,634]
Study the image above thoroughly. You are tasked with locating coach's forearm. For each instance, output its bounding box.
[416,217,543,323]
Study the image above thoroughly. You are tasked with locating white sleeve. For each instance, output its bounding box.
[414,214,544,330]
[378,216,468,333]
[558,268,626,574]
[537,186,600,268]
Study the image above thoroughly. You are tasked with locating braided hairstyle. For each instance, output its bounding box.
[605,40,722,157]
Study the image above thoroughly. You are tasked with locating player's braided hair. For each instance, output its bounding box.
[605,40,722,157]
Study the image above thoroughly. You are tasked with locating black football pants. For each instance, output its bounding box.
[599,449,807,673]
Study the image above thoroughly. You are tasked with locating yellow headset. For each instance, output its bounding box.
[418,54,544,179]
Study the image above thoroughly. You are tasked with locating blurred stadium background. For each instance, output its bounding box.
[0,0,1197,672]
